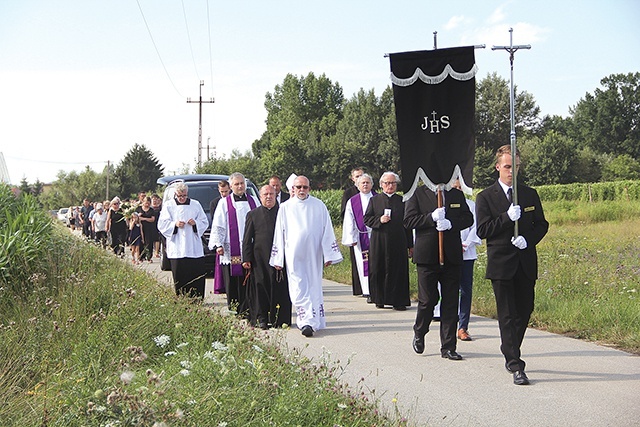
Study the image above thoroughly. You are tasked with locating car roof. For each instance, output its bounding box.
[156,174,231,186]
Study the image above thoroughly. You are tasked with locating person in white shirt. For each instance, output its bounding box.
[158,183,209,298]
[452,179,482,341]
[270,175,343,337]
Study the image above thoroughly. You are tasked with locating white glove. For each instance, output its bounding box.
[507,204,521,221]
[511,235,528,250]
[436,219,452,231]
[431,207,446,222]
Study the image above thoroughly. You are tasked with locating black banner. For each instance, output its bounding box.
[389,46,476,199]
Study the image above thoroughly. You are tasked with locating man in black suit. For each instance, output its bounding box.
[476,144,549,385]
[341,167,364,296]
[242,185,291,329]
[404,184,473,360]
[269,175,289,205]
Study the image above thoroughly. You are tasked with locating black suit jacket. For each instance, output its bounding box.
[278,191,290,204]
[404,187,473,266]
[341,185,359,219]
[476,181,549,281]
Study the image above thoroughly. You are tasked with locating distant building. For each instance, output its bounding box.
[0,152,10,184]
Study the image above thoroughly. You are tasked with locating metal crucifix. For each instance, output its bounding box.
[492,28,530,237]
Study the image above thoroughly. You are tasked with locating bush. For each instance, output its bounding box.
[0,184,55,299]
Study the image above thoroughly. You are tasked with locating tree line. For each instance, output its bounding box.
[19,71,640,209]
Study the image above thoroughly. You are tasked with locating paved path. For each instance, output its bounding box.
[137,257,639,427]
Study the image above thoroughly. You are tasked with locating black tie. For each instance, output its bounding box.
[507,188,513,204]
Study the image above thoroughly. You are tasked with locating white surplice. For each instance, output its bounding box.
[341,192,374,295]
[209,194,260,265]
[270,195,343,331]
[158,199,209,259]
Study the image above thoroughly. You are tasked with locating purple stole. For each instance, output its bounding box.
[350,193,371,276]
[226,195,257,276]
[213,252,225,294]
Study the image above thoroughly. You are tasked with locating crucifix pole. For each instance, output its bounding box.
[492,28,530,237]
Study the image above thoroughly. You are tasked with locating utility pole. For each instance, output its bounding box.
[492,28,531,238]
[187,80,214,167]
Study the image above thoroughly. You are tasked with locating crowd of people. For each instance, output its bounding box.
[67,191,164,265]
[67,146,548,385]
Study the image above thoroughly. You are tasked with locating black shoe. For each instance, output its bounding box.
[412,334,425,354]
[441,350,463,360]
[513,370,530,385]
[393,305,406,311]
[301,325,314,337]
[366,295,373,304]
[375,304,385,309]
[259,321,269,330]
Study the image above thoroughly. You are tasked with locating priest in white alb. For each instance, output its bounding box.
[158,182,210,298]
[270,175,343,337]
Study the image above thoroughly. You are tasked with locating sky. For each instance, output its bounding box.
[1,0,639,186]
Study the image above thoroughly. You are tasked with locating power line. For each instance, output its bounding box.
[206,0,215,101]
[136,0,184,98]
[4,155,108,166]
[182,0,200,81]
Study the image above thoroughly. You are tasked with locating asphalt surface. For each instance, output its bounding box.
[136,255,639,427]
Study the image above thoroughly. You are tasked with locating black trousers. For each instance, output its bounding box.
[414,263,461,353]
[170,257,205,298]
[491,266,535,372]
[349,246,363,295]
[222,264,250,316]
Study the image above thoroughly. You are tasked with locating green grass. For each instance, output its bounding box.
[0,186,406,426]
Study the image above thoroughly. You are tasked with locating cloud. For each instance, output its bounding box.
[457,4,550,47]
[444,15,467,31]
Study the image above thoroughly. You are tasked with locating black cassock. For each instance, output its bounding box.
[364,194,412,307]
[242,205,292,328]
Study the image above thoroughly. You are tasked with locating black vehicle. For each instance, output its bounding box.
[156,174,260,275]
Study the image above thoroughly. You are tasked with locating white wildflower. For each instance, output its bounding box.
[180,360,192,369]
[217,422,228,427]
[337,403,348,409]
[179,369,190,376]
[176,342,189,348]
[203,351,217,361]
[164,351,177,357]
[153,334,171,348]
[120,370,135,385]
[211,341,228,351]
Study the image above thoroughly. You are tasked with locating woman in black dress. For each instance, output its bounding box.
[137,196,157,262]
[106,197,127,257]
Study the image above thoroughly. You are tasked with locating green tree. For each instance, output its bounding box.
[198,149,261,184]
[569,72,640,159]
[475,72,542,152]
[520,131,578,185]
[601,154,640,181]
[325,87,398,188]
[253,72,344,187]
[18,178,31,195]
[112,144,164,199]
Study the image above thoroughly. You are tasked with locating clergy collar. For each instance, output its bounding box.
[233,193,248,202]
[175,197,191,205]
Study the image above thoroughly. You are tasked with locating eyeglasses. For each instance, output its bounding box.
[381,181,397,185]
[295,185,310,190]
[176,194,188,198]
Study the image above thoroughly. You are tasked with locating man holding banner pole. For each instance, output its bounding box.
[404,183,472,360]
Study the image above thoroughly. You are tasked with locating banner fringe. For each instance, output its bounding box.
[391,64,478,87]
